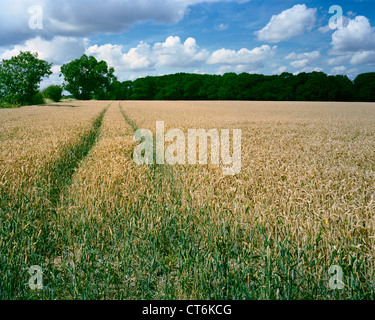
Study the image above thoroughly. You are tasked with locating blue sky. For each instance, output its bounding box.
[0,0,374,86]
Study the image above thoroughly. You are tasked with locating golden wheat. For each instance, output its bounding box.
[0,102,109,199]
[1,100,375,299]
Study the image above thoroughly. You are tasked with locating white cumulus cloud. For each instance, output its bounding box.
[329,15,375,66]
[86,37,275,80]
[153,36,209,68]
[326,55,350,66]
[331,16,375,53]
[0,36,88,64]
[86,36,209,77]
[255,4,316,43]
[330,66,346,75]
[86,42,154,72]
[285,50,321,69]
[207,45,277,66]
[349,51,375,65]
[0,0,249,47]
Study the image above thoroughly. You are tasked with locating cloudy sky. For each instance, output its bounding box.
[0,0,374,87]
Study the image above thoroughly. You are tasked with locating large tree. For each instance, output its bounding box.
[43,85,63,102]
[0,51,52,105]
[60,54,116,100]
[354,72,375,102]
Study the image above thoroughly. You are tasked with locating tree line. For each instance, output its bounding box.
[1,52,375,108]
[113,72,371,102]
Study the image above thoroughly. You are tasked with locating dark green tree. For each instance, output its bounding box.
[43,85,63,102]
[329,75,354,101]
[295,72,334,101]
[115,71,374,102]
[217,73,239,100]
[0,51,52,105]
[184,79,202,100]
[131,77,156,100]
[354,73,375,102]
[60,54,116,100]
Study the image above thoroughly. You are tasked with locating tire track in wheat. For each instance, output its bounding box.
[34,104,110,262]
[119,102,183,208]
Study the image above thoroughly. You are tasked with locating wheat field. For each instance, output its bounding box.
[1,100,375,300]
